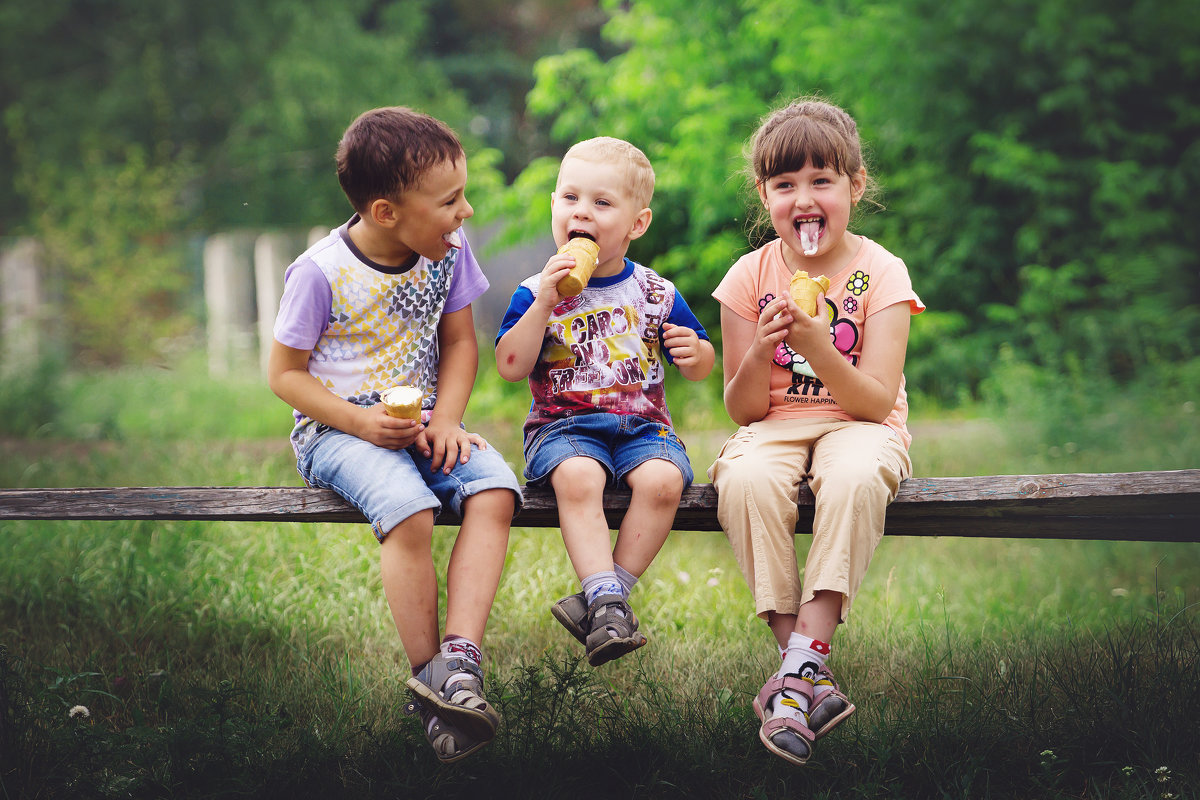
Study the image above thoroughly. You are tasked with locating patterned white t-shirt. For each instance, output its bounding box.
[273,215,488,454]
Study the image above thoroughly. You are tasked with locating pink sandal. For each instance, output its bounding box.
[807,665,856,739]
[753,673,816,766]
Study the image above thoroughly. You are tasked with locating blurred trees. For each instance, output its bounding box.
[2,0,1197,399]
[505,0,1200,402]
[0,0,600,363]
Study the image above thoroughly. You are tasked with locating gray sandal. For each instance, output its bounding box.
[550,591,588,645]
[403,698,489,763]
[584,594,647,667]
[405,653,500,741]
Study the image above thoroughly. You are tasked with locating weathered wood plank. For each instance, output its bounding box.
[0,470,1197,542]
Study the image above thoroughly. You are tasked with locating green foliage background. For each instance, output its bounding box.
[2,0,1198,399]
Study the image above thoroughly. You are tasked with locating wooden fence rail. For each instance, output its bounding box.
[1,470,1198,543]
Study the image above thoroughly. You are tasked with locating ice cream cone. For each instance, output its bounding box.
[380,385,423,421]
[789,270,831,317]
[555,237,601,297]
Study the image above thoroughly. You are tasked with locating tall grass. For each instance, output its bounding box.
[1,349,1198,798]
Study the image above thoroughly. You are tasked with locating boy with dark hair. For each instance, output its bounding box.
[269,106,521,763]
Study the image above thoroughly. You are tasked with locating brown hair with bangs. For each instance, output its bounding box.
[746,97,878,238]
[336,106,464,213]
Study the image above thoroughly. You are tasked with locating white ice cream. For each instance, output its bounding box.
[799,221,820,255]
[381,386,422,407]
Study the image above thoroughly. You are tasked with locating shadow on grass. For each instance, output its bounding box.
[2,607,1199,800]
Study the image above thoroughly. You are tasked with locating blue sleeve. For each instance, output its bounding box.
[494,285,536,346]
[659,289,710,365]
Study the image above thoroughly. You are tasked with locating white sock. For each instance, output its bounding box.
[582,570,625,605]
[614,563,639,596]
[770,633,831,720]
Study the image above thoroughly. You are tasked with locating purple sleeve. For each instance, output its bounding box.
[272,258,332,351]
[444,233,490,314]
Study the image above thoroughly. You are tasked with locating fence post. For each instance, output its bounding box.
[254,232,301,375]
[203,232,257,377]
[0,238,45,371]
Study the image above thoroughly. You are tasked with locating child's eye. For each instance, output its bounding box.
[595,198,611,207]
[562,193,579,202]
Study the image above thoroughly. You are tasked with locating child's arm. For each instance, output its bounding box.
[422,305,483,473]
[662,323,715,381]
[267,339,422,449]
[781,293,910,423]
[494,254,573,382]
[720,296,793,425]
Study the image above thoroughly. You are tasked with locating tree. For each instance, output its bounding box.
[502,0,1200,400]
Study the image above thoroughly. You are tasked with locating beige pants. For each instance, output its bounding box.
[708,418,912,622]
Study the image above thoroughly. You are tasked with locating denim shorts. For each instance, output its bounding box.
[523,412,694,488]
[298,428,522,542]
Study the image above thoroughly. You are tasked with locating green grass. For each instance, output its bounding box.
[2,351,1198,798]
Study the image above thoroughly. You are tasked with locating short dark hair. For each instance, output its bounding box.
[335,107,464,213]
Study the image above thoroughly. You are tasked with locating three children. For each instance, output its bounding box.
[271,98,917,767]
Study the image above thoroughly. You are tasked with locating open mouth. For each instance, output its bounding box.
[568,230,596,242]
[442,228,463,249]
[793,216,823,255]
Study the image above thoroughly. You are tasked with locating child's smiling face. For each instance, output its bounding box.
[390,156,474,263]
[551,157,651,276]
[759,159,865,268]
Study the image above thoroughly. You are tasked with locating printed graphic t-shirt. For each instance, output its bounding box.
[712,236,924,448]
[273,215,488,455]
[496,258,709,442]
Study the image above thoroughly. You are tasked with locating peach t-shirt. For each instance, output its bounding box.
[713,236,925,449]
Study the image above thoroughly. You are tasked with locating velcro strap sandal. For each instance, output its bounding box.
[753,672,816,766]
[584,594,647,667]
[403,698,489,763]
[405,653,500,741]
[550,591,588,645]
[807,664,856,739]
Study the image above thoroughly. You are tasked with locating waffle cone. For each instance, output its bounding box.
[555,238,601,297]
[789,270,831,317]
[380,386,423,421]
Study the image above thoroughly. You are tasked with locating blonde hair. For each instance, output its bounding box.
[560,137,656,209]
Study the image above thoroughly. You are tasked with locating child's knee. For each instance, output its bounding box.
[380,508,435,548]
[549,457,607,502]
[628,458,685,501]
[462,486,517,520]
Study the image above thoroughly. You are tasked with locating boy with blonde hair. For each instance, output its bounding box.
[495,137,715,666]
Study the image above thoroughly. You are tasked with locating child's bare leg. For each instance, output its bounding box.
[444,488,515,644]
[612,458,684,578]
[379,508,439,667]
[768,590,841,649]
[549,456,613,580]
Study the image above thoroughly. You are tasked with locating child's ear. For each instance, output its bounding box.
[627,207,653,241]
[850,167,867,205]
[367,197,397,228]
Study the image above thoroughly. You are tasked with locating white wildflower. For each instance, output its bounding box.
[676,571,690,583]
[68,705,90,719]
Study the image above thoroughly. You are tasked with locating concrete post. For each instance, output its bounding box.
[202,232,257,376]
[0,238,45,371]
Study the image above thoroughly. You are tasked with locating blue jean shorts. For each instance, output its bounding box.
[523,412,694,488]
[297,428,522,542]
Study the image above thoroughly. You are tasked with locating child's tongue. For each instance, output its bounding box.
[798,220,820,255]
